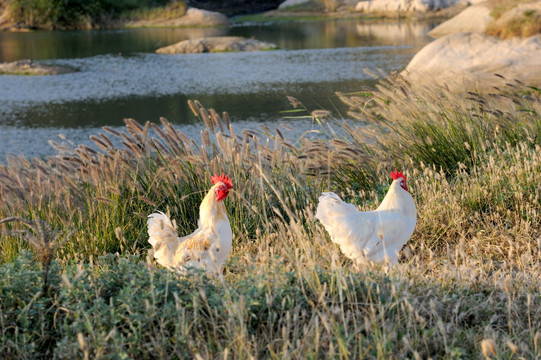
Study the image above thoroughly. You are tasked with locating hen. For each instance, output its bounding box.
[316,170,416,266]
[147,173,233,274]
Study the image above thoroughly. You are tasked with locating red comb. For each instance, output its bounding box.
[211,173,233,189]
[390,170,406,182]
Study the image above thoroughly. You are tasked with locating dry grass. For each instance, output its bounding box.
[1,79,541,358]
[487,0,539,19]
[120,1,187,21]
[485,0,541,38]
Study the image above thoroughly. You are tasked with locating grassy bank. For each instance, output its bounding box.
[2,0,186,30]
[1,78,541,358]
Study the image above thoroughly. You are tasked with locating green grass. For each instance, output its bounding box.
[4,0,187,30]
[119,1,187,22]
[0,70,43,75]
[1,79,541,358]
[487,0,539,19]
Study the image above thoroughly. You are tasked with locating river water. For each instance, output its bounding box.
[0,20,437,161]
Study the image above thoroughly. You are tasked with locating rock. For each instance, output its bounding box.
[0,7,10,29]
[128,7,230,27]
[0,59,74,75]
[402,32,541,92]
[428,3,492,37]
[429,1,541,37]
[279,0,312,9]
[156,36,278,54]
[178,7,230,26]
[355,0,463,14]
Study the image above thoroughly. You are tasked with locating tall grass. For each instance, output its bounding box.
[338,73,541,174]
[1,79,541,358]
[1,103,364,263]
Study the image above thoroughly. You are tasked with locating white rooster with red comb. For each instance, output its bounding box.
[316,170,416,266]
[147,173,233,274]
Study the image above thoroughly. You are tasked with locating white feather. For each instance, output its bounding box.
[316,178,417,265]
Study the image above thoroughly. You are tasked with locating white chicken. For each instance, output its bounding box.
[316,170,416,266]
[147,173,233,274]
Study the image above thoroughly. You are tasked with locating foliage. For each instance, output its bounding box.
[485,0,541,38]
[5,0,186,29]
[487,0,539,19]
[486,8,541,39]
[338,73,541,175]
[1,245,541,358]
[0,107,360,263]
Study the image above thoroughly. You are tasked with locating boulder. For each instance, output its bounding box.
[428,3,492,37]
[128,7,230,27]
[0,7,9,28]
[402,32,541,92]
[278,0,312,9]
[156,36,277,54]
[0,59,74,75]
[177,7,230,26]
[429,1,541,37]
[355,0,463,14]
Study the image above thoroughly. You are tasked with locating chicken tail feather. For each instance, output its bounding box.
[147,211,179,268]
[316,192,357,240]
[316,192,369,262]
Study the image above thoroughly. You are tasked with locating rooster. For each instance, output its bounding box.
[147,173,233,274]
[316,170,416,266]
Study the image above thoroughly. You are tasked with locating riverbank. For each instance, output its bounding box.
[0,0,459,32]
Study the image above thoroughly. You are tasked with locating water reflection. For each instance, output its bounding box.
[355,21,433,45]
[0,19,436,61]
[0,27,228,61]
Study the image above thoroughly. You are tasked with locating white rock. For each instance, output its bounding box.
[156,36,277,54]
[0,59,74,75]
[403,32,541,92]
[128,7,230,27]
[428,3,492,37]
[279,0,312,9]
[355,0,462,13]
[178,7,230,26]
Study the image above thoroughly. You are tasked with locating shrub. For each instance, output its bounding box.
[5,0,186,29]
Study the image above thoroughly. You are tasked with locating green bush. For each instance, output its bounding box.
[6,0,186,29]
[2,251,540,358]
